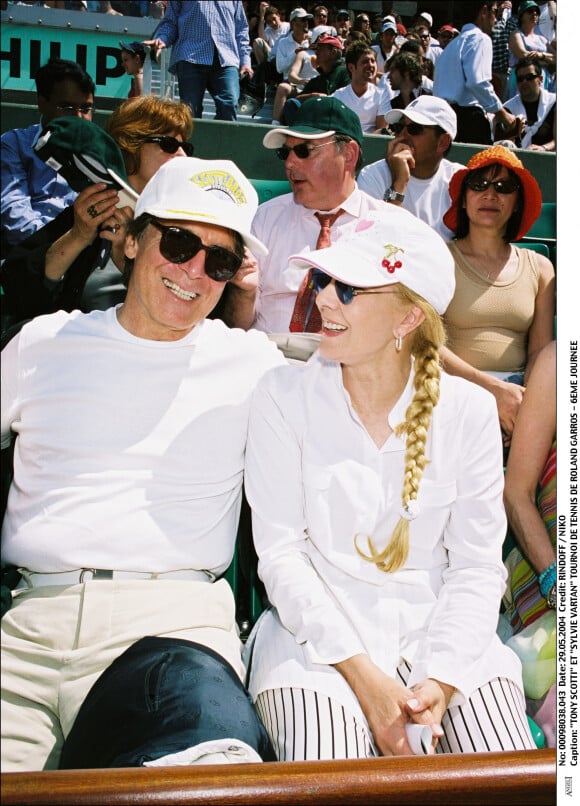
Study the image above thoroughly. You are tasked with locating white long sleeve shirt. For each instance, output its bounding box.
[433,23,502,113]
[245,356,523,709]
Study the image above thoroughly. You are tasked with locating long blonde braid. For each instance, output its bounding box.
[355,290,446,573]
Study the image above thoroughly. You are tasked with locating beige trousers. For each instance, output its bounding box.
[1,579,241,771]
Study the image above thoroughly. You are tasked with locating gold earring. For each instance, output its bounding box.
[395,334,403,352]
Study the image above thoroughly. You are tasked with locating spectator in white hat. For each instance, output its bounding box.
[358,96,464,240]
[1,156,286,772]
[243,207,535,760]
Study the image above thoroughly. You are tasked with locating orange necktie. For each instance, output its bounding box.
[289,209,344,333]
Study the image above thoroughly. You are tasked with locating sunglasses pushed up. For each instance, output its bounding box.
[465,176,520,194]
[312,270,394,305]
[149,220,242,281]
[143,136,194,156]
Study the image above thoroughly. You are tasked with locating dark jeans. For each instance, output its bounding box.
[451,104,493,145]
[59,636,275,768]
[176,59,240,121]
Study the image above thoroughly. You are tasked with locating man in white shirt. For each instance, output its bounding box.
[0,157,285,772]
[250,96,416,333]
[433,0,516,144]
[357,96,463,241]
[274,7,312,83]
[332,40,388,133]
[253,3,290,64]
[371,20,398,77]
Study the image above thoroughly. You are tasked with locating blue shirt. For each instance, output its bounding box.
[433,23,502,113]
[1,123,77,249]
[155,0,252,73]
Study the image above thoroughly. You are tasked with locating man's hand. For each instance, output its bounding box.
[385,140,415,193]
[240,65,254,80]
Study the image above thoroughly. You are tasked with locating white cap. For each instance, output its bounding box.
[289,210,455,315]
[290,7,313,21]
[386,95,457,140]
[135,158,267,256]
[419,11,433,26]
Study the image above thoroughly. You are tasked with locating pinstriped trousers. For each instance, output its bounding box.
[255,660,536,761]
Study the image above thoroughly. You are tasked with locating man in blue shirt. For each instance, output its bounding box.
[433,0,516,144]
[1,58,95,253]
[148,0,253,121]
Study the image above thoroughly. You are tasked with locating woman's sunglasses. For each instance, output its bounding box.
[465,176,520,194]
[149,220,242,281]
[276,139,336,161]
[389,120,427,136]
[143,136,194,156]
[312,270,394,305]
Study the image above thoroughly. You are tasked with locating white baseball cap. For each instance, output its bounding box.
[290,7,313,21]
[386,96,458,140]
[135,157,267,256]
[419,12,433,27]
[289,210,455,315]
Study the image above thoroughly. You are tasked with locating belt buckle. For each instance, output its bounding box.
[79,569,113,582]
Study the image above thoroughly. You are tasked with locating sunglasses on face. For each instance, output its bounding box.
[465,176,520,194]
[143,136,194,156]
[516,72,541,83]
[276,139,336,161]
[389,120,428,136]
[312,270,394,305]
[149,220,242,281]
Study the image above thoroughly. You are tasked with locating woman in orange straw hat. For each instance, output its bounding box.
[440,145,555,446]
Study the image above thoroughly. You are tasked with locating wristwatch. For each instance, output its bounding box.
[383,187,405,203]
[546,584,556,609]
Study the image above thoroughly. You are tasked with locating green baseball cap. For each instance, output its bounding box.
[263,97,364,149]
[34,117,138,208]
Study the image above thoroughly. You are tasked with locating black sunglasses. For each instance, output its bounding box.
[389,120,428,136]
[312,270,394,305]
[149,220,242,281]
[465,176,520,194]
[516,72,541,83]
[276,139,337,161]
[143,136,194,156]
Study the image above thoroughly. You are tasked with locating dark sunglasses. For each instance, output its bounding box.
[516,72,541,83]
[276,139,336,160]
[389,120,427,136]
[419,33,430,39]
[143,136,194,156]
[465,176,520,194]
[56,104,94,115]
[149,220,242,281]
[312,269,394,305]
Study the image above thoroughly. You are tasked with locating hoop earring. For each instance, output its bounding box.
[395,334,403,352]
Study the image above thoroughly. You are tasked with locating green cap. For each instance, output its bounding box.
[34,117,137,206]
[263,97,364,149]
[517,1,540,18]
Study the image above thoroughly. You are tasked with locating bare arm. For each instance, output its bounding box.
[504,341,556,575]
[439,345,525,438]
[523,251,556,382]
[44,184,119,281]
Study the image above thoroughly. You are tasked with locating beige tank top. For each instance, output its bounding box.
[444,242,540,372]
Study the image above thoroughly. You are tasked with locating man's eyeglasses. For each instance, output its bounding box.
[419,33,430,39]
[465,176,520,195]
[56,104,94,115]
[276,139,336,161]
[143,136,194,156]
[389,120,428,136]
[516,72,541,83]
[312,270,395,305]
[149,220,242,281]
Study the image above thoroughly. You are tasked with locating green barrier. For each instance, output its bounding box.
[0,103,557,203]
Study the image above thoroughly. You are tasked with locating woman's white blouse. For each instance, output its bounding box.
[245,355,523,707]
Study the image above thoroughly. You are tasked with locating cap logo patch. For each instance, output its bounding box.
[381,244,404,274]
[189,170,247,206]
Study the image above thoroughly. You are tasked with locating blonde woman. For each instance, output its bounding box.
[244,210,535,760]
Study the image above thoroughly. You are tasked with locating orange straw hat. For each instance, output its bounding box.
[443,145,543,241]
